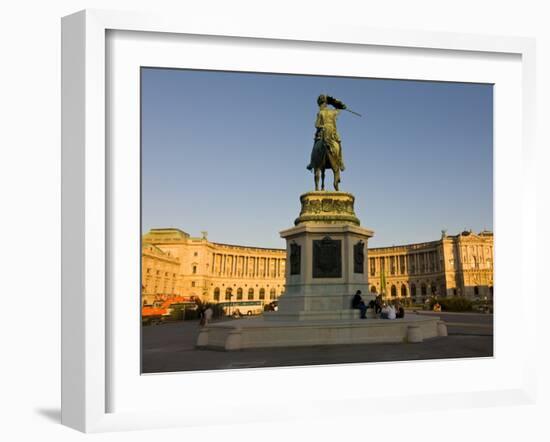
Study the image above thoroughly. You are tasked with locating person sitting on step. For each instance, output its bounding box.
[351,290,368,319]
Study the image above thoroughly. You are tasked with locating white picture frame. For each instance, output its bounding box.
[61,9,537,433]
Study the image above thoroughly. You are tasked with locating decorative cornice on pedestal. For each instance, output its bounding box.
[294,191,361,226]
[280,223,374,239]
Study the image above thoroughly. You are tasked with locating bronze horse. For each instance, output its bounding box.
[308,134,342,191]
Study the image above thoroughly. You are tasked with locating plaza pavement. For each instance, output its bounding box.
[142,312,493,374]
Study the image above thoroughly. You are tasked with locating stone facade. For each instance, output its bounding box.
[141,243,181,305]
[142,228,287,307]
[142,228,493,305]
[368,230,494,301]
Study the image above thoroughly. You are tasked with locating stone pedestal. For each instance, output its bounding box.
[195,190,447,351]
[266,191,374,321]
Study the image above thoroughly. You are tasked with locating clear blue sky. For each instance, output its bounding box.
[141,68,493,249]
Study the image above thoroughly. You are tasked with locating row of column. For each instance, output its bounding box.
[370,250,441,276]
[211,253,285,278]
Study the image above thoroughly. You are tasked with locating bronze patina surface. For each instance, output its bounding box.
[307,94,359,191]
[294,191,360,226]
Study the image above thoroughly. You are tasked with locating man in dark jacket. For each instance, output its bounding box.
[351,290,368,319]
[396,302,405,319]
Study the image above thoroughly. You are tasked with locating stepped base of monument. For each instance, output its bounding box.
[263,308,375,321]
[196,314,446,351]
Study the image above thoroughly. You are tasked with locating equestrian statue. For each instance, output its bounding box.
[307,94,360,191]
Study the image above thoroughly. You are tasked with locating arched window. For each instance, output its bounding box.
[421,283,427,296]
[370,285,377,293]
[270,288,276,299]
[401,284,407,297]
[237,287,243,300]
[225,287,232,300]
[474,286,480,296]
[391,285,397,297]
[248,288,254,300]
[411,284,417,297]
[431,284,437,295]
[259,288,266,300]
[453,288,457,297]
[213,287,220,301]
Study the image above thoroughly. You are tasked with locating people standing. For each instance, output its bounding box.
[200,305,213,327]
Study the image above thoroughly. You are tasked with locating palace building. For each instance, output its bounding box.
[368,230,494,302]
[141,228,493,306]
[142,228,287,308]
[141,242,181,305]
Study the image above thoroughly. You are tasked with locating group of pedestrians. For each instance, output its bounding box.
[351,290,405,320]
